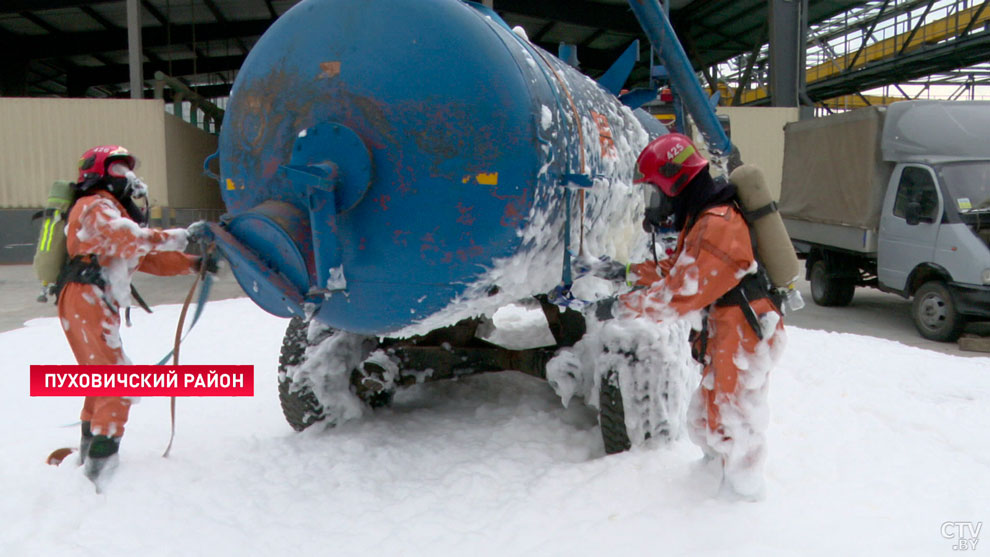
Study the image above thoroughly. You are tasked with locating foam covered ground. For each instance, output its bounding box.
[1,297,988,556]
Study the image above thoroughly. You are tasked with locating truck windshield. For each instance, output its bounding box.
[938,161,990,213]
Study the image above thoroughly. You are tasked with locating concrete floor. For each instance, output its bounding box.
[784,276,990,358]
[1,263,987,358]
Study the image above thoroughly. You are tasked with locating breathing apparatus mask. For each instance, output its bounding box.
[642,183,674,233]
[106,161,151,227]
[106,162,147,198]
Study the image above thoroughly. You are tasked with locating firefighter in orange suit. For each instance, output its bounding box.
[595,133,785,499]
[57,145,196,484]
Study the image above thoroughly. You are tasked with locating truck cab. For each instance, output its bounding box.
[878,158,990,340]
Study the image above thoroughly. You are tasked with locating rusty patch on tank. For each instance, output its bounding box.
[348,92,395,147]
[405,100,501,177]
[227,64,322,196]
[318,61,341,80]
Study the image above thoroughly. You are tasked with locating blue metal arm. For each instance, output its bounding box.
[626,0,732,155]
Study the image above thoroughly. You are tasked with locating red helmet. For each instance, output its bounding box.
[77,145,138,183]
[634,133,709,197]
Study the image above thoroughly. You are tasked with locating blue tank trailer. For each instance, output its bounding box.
[200,0,732,453]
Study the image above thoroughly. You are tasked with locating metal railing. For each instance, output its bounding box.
[152,71,225,133]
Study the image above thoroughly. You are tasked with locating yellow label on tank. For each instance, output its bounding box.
[226,179,236,191]
[476,172,498,186]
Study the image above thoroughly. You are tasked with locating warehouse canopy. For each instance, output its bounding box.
[0,0,866,99]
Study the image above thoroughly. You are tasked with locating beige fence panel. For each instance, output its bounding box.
[164,112,222,210]
[0,98,168,208]
[717,106,800,200]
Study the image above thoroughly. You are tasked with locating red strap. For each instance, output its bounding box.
[162,246,211,458]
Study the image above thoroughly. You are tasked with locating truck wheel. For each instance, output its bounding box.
[810,260,855,307]
[912,281,966,342]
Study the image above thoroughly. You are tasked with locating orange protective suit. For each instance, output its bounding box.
[58,190,194,437]
[621,204,784,497]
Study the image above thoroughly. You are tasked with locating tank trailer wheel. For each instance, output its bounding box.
[596,341,675,456]
[599,369,632,455]
[277,316,327,432]
[912,281,966,342]
[352,358,396,409]
[278,317,392,431]
[810,259,855,307]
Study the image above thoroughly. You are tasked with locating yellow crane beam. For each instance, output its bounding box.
[817,94,908,109]
[723,4,990,106]
[708,82,906,110]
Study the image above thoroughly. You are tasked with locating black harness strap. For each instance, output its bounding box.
[55,256,106,301]
[743,200,778,223]
[55,255,153,319]
[130,284,153,314]
[715,275,766,341]
[689,317,710,365]
[125,284,154,327]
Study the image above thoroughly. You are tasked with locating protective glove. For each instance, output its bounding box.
[186,220,210,242]
[594,296,618,321]
[572,254,627,281]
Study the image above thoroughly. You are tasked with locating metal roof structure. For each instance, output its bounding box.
[722,0,990,110]
[0,0,869,99]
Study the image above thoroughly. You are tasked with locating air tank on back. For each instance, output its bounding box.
[214,0,665,337]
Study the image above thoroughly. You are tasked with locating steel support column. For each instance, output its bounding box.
[733,23,768,106]
[768,0,808,110]
[126,0,143,99]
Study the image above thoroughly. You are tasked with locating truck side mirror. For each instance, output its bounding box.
[905,201,922,225]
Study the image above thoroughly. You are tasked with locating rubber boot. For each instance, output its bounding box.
[83,435,121,491]
[78,421,94,466]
